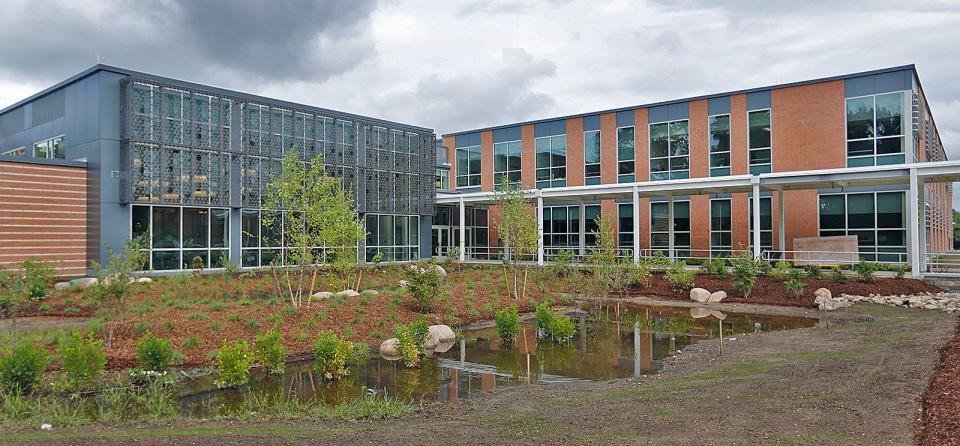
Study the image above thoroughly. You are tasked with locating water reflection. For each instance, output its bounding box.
[179,303,816,415]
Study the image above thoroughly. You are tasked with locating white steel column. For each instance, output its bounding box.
[908,168,921,276]
[633,187,640,263]
[920,182,927,271]
[537,192,545,266]
[667,195,675,261]
[458,197,466,262]
[777,189,786,256]
[752,181,761,259]
[578,200,586,258]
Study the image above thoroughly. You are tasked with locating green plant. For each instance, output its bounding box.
[493,175,540,300]
[831,266,847,283]
[180,336,201,349]
[403,261,445,312]
[893,263,908,280]
[534,303,575,343]
[785,269,806,298]
[227,312,242,322]
[133,322,150,336]
[207,321,224,332]
[494,304,520,342]
[215,340,253,388]
[20,257,54,300]
[665,261,695,292]
[771,260,792,281]
[186,311,207,321]
[90,236,149,348]
[394,324,420,368]
[0,342,47,394]
[220,251,240,275]
[57,332,106,393]
[854,258,879,283]
[313,330,354,379]
[245,318,260,330]
[700,258,729,279]
[135,332,180,373]
[731,250,757,298]
[254,325,287,375]
[804,264,823,279]
[757,259,773,276]
[549,249,575,278]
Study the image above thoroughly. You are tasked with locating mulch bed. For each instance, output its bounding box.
[628,273,941,307]
[918,317,960,446]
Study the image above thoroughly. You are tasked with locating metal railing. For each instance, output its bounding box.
[761,250,908,265]
[924,252,960,273]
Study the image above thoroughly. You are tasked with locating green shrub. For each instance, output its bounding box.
[313,330,354,379]
[534,302,576,343]
[549,249,575,278]
[700,258,728,279]
[408,315,430,347]
[21,257,54,300]
[804,264,823,279]
[494,304,520,343]
[57,332,106,392]
[215,340,253,388]
[135,332,180,373]
[403,261,444,312]
[731,250,757,298]
[756,260,773,276]
[254,325,287,375]
[854,258,879,283]
[665,261,695,292]
[632,261,653,288]
[180,336,200,349]
[771,260,792,281]
[785,269,806,298]
[893,263,908,280]
[831,266,847,283]
[394,324,420,368]
[0,342,47,394]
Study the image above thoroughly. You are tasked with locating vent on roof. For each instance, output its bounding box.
[31,89,65,126]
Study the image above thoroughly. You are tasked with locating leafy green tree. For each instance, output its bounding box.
[262,152,365,307]
[492,176,539,301]
[587,216,633,298]
[91,236,149,348]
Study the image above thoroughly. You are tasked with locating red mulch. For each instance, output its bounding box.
[918,318,960,446]
[628,273,941,307]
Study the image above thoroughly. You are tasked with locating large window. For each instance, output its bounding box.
[710,199,732,257]
[32,135,65,160]
[650,201,690,257]
[818,192,906,261]
[584,130,601,185]
[543,205,580,249]
[365,214,420,262]
[436,168,450,190]
[748,110,771,174]
[618,203,634,250]
[617,127,635,183]
[240,209,293,268]
[650,120,689,181]
[846,92,906,167]
[749,197,773,253]
[536,135,566,189]
[709,115,730,177]
[494,140,522,188]
[132,205,229,271]
[1,147,25,157]
[456,144,481,187]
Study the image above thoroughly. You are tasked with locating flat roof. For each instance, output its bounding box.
[443,64,920,137]
[0,64,434,134]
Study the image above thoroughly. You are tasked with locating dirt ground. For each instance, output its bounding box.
[6,301,956,446]
[918,319,960,445]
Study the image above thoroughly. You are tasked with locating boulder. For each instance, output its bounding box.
[424,325,456,350]
[312,291,334,300]
[707,291,727,303]
[690,307,712,319]
[54,282,71,291]
[689,288,710,303]
[433,265,447,277]
[379,338,400,360]
[134,277,153,284]
[814,288,832,304]
[336,289,361,298]
[398,280,409,288]
[68,277,98,289]
[818,299,852,311]
[361,289,380,296]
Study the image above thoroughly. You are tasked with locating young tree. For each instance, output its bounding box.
[587,216,631,299]
[92,236,149,348]
[262,151,365,307]
[492,176,539,301]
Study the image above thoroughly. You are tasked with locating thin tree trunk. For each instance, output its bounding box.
[307,267,319,307]
[520,266,529,302]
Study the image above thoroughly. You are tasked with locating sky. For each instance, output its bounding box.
[1,0,958,203]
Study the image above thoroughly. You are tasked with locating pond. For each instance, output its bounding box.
[179,303,817,415]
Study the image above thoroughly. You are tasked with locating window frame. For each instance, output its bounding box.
[816,191,907,262]
[845,92,907,167]
[31,135,65,160]
[708,113,731,177]
[748,196,774,253]
[583,129,601,185]
[649,200,691,257]
[649,119,690,181]
[616,125,635,183]
[494,139,522,188]
[535,134,566,189]
[455,144,482,188]
[747,108,772,175]
[709,198,732,257]
[131,204,231,271]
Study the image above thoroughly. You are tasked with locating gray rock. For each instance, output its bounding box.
[379,338,399,360]
[361,289,380,296]
[707,291,727,303]
[433,265,447,277]
[337,289,361,298]
[689,288,710,303]
[814,288,832,302]
[690,307,712,319]
[68,277,98,289]
[54,282,71,291]
[424,325,456,350]
[312,291,334,300]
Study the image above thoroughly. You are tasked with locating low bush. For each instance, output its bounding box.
[771,260,792,281]
[785,269,806,298]
[893,263,909,280]
[665,261,695,293]
[57,332,106,393]
[700,258,728,279]
[0,342,47,394]
[254,325,287,375]
[534,302,576,343]
[403,261,445,312]
[831,266,848,283]
[21,257,54,301]
[804,264,823,279]
[854,258,879,283]
[215,340,253,388]
[408,315,430,347]
[313,330,354,379]
[494,304,520,342]
[731,250,757,298]
[135,332,181,373]
[394,324,420,368]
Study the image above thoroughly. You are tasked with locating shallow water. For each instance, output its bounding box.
[179,303,817,415]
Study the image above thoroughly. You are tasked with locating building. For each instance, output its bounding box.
[0,65,436,275]
[437,65,954,270]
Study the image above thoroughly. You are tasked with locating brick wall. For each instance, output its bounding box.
[0,160,89,277]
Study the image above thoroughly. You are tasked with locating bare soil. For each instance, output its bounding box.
[6,302,955,445]
[918,318,960,445]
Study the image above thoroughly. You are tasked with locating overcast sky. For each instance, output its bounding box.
[1,0,958,202]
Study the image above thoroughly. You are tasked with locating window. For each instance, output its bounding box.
[748,110,771,174]
[436,168,450,190]
[584,130,601,185]
[618,203,634,251]
[650,201,690,257]
[650,120,689,181]
[617,127,635,183]
[365,214,420,262]
[818,192,906,261]
[749,197,773,253]
[132,205,230,271]
[494,140,521,187]
[536,135,566,188]
[710,199,732,257]
[709,115,730,177]
[543,205,582,249]
[1,147,25,157]
[456,144,481,187]
[583,205,601,246]
[32,135,65,159]
[846,92,906,167]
